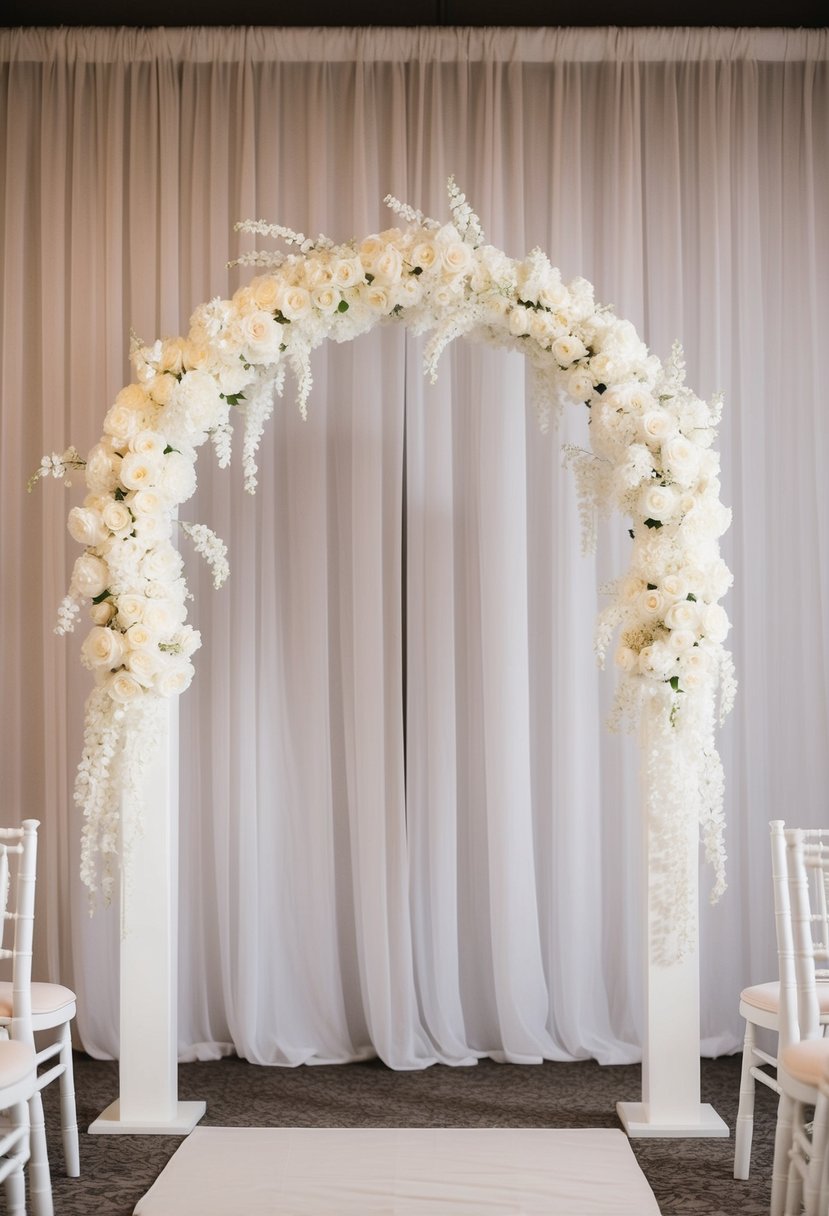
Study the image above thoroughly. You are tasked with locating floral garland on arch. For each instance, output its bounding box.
[34,179,735,954]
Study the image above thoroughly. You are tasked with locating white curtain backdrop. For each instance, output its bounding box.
[1,26,827,1068]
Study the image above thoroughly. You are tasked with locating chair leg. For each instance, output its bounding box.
[3,1101,29,1216]
[804,1091,829,1216]
[785,1101,805,1216]
[772,1091,795,1216]
[57,1024,80,1176]
[734,1019,758,1179]
[27,1089,53,1216]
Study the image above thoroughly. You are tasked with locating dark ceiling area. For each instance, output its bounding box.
[3,0,826,27]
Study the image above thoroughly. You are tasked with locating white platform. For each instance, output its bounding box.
[133,1126,660,1215]
[89,1099,207,1136]
[617,1100,730,1139]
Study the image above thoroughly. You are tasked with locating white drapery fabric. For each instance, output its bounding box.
[1,27,826,1068]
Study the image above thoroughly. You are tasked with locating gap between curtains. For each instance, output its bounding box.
[1,27,826,1069]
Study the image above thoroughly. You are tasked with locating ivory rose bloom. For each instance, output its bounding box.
[105,670,144,704]
[551,335,588,367]
[120,451,160,491]
[89,600,115,626]
[639,483,678,523]
[71,553,109,599]
[68,506,107,548]
[154,659,195,697]
[101,500,133,535]
[81,626,126,670]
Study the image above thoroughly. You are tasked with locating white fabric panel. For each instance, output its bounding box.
[133,1127,661,1215]
[0,27,827,1070]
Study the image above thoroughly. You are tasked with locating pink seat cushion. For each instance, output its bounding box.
[781,1038,829,1087]
[0,1039,36,1088]
[741,980,829,1016]
[0,980,76,1019]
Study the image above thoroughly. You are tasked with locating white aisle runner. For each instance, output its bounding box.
[134,1126,661,1215]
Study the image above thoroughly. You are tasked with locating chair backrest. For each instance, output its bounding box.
[782,826,829,1045]
[0,821,38,1048]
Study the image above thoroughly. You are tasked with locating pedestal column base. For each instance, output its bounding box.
[617,1100,729,1139]
[88,1099,206,1136]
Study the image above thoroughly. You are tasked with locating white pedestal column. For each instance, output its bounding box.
[89,696,206,1135]
[617,698,729,1140]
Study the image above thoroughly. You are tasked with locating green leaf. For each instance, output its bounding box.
[274,310,290,325]
[647,583,657,590]
[669,676,681,692]
[91,590,110,605]
[222,393,245,407]
[114,487,126,501]
[337,299,350,313]
[686,592,697,601]
[411,266,423,276]
[163,444,177,455]
[595,383,607,395]
[365,273,374,284]
[644,518,663,530]
[628,528,635,539]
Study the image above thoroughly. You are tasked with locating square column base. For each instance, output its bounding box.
[88,1099,206,1136]
[617,1101,730,1139]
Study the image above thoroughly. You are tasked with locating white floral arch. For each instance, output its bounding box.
[37,180,735,959]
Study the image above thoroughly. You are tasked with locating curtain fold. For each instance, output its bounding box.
[1,26,826,1069]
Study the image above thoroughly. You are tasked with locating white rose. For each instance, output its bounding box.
[508,305,532,336]
[638,642,676,680]
[660,573,688,602]
[126,647,163,687]
[637,587,666,618]
[103,403,144,447]
[666,628,697,655]
[117,594,148,628]
[125,621,158,650]
[71,553,109,599]
[551,335,589,367]
[120,451,160,491]
[129,430,166,459]
[81,626,126,670]
[440,242,473,278]
[312,285,341,314]
[411,241,438,271]
[528,310,555,347]
[662,434,700,486]
[537,279,567,310]
[154,659,195,697]
[106,670,144,704]
[358,235,385,272]
[67,506,107,548]
[614,646,638,673]
[664,599,700,632]
[90,600,115,625]
[85,443,121,494]
[639,483,678,523]
[140,543,182,582]
[332,257,364,290]
[236,310,282,360]
[567,368,594,401]
[699,602,730,644]
[589,353,616,384]
[640,410,676,446]
[373,246,404,284]
[362,284,390,314]
[147,373,177,408]
[101,500,133,535]
[128,488,164,517]
[396,277,424,308]
[279,286,311,321]
[142,599,182,635]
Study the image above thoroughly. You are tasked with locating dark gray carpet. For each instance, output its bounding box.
[39,1052,773,1215]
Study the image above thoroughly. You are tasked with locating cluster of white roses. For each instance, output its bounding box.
[42,180,733,911]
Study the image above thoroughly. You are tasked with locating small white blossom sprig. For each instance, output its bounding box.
[179,521,229,590]
[27,446,85,491]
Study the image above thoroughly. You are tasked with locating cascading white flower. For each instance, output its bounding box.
[35,179,734,952]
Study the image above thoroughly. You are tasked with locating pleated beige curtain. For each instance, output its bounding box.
[0,26,827,1067]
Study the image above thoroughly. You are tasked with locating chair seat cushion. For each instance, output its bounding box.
[0,980,76,1019]
[740,980,829,1016]
[0,1038,36,1089]
[780,1037,829,1087]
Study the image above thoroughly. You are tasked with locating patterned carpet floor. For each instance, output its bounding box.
[40,1052,774,1215]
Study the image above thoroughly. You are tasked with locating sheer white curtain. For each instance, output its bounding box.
[1,27,826,1068]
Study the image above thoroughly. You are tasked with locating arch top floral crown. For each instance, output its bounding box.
[34,178,735,955]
